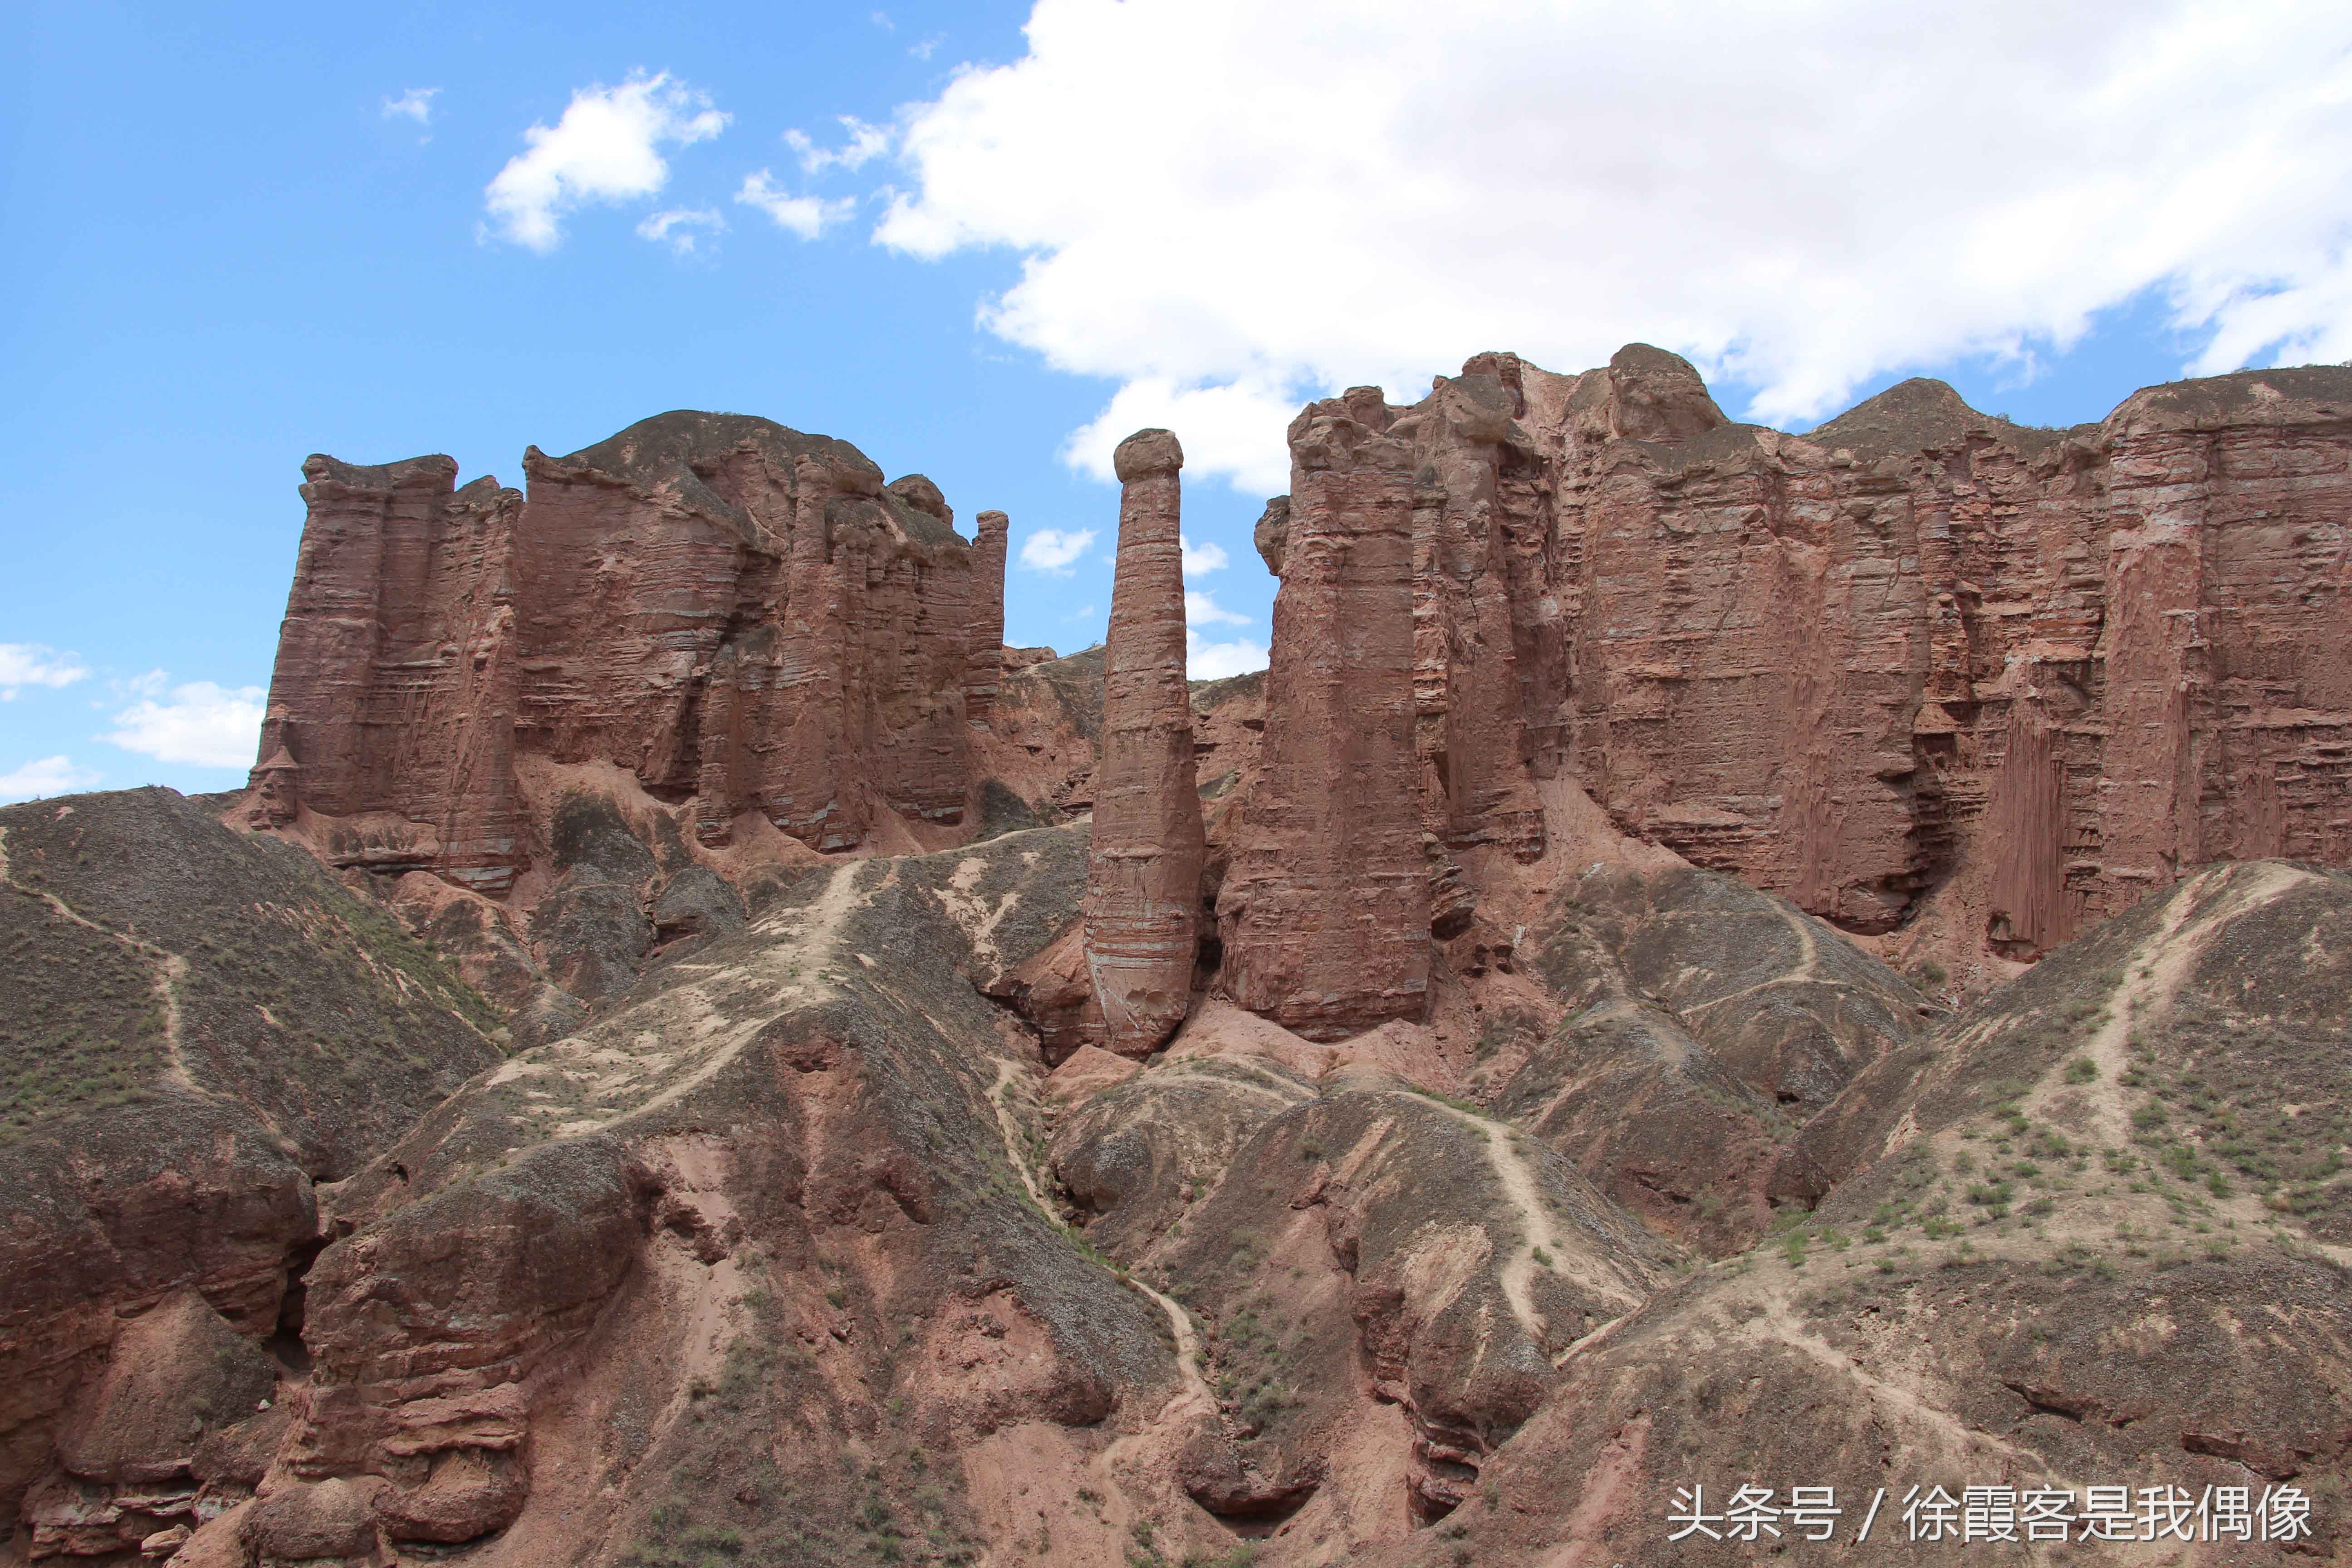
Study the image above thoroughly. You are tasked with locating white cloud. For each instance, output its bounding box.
[383,87,439,125]
[1019,526,1097,574]
[0,643,89,700]
[872,10,895,29]
[786,117,893,176]
[485,72,729,251]
[878,0,2352,479]
[735,172,857,240]
[1180,535,1229,576]
[637,207,724,254]
[1184,589,1249,627]
[0,755,100,803]
[1186,630,1267,681]
[910,34,946,62]
[1061,377,1298,495]
[102,681,266,769]
[1062,603,1098,621]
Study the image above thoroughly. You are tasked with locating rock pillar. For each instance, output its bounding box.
[1218,396,1430,1039]
[968,510,1010,725]
[1083,429,1205,1056]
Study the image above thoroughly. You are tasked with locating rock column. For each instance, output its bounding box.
[1083,429,1205,1057]
[1218,396,1430,1039]
[968,510,1010,725]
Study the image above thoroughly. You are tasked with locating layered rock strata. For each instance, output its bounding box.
[1217,403,1430,1038]
[0,788,500,1535]
[1247,352,2352,968]
[250,413,1011,886]
[966,510,1011,724]
[1082,431,1207,1057]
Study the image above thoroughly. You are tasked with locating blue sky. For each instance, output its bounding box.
[4,0,2347,800]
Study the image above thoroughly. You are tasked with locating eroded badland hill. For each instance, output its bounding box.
[5,352,2350,1565]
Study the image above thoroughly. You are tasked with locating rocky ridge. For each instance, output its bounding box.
[8,356,2351,1564]
[250,413,1010,886]
[1254,349,2352,998]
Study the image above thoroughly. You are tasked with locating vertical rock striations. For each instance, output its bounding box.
[1083,430,1205,1056]
[2092,375,2352,905]
[252,455,528,893]
[251,412,1012,877]
[967,510,1011,725]
[1240,350,2352,968]
[1219,398,1431,1038]
[1541,355,2352,952]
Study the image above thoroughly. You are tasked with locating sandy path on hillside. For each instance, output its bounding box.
[0,822,198,1093]
[1416,1094,1649,1353]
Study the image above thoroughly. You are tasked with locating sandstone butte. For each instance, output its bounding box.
[1228,348,2352,1031]
[246,356,2352,1036]
[248,412,1009,889]
[1080,429,1205,1057]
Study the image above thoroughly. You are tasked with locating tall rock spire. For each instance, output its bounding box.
[1083,428,1205,1057]
[1217,393,1430,1039]
[967,510,1010,725]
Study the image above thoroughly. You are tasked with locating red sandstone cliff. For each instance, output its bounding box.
[1232,351,2352,994]
[1217,399,1431,1039]
[250,414,1010,882]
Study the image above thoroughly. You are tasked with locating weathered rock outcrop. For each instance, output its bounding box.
[966,510,1011,724]
[1566,355,2352,958]
[1244,353,2352,981]
[1406,859,2352,1568]
[248,455,526,893]
[0,788,500,1534]
[250,413,1012,885]
[1083,430,1205,1057]
[181,824,1197,1568]
[21,345,2352,1568]
[1217,399,1431,1039]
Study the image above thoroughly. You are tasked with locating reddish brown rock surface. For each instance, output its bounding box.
[250,413,1010,884]
[1083,429,1205,1057]
[0,788,500,1537]
[1216,398,1430,1039]
[1239,352,2352,990]
[966,509,1011,724]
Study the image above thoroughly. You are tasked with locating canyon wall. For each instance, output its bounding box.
[1239,349,2352,973]
[247,359,2351,1051]
[250,413,1009,885]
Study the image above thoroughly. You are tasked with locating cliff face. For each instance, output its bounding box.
[249,455,527,894]
[1216,398,1431,1039]
[251,413,1009,883]
[1236,351,2352,984]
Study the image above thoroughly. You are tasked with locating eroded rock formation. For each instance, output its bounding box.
[250,414,1011,884]
[1083,430,1205,1057]
[0,788,501,1540]
[36,348,2342,1567]
[1242,351,2352,977]
[1217,401,1431,1039]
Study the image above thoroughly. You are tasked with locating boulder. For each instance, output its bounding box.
[55,1290,277,1485]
